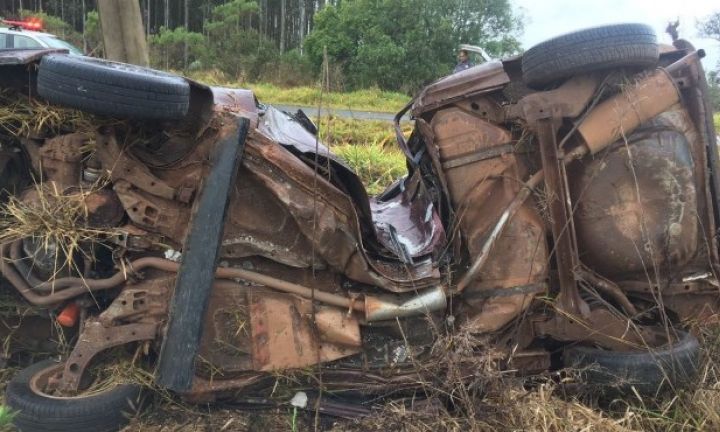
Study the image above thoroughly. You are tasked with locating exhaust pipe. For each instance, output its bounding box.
[364,286,447,321]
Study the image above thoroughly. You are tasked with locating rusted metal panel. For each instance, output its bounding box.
[239,130,442,291]
[578,69,680,154]
[431,108,513,200]
[314,307,361,347]
[249,292,360,371]
[430,107,548,332]
[537,118,584,316]
[37,133,85,187]
[514,75,600,123]
[413,61,510,115]
[571,109,699,278]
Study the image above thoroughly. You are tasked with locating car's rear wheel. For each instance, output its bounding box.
[5,359,145,432]
[37,54,190,120]
[563,329,700,396]
[522,23,659,88]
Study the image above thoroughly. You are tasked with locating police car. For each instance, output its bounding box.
[0,18,83,55]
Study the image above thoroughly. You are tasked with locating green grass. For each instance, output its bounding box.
[714,112,719,131]
[0,406,14,429]
[316,116,409,195]
[317,116,408,147]
[184,70,409,112]
[250,83,408,113]
[331,142,407,195]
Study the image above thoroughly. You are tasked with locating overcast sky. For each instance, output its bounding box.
[511,0,719,70]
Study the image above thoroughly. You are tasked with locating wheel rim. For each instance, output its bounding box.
[28,362,124,400]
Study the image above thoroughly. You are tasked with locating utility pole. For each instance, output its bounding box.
[183,0,188,69]
[97,0,150,66]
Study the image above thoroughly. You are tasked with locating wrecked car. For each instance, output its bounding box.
[0,23,717,431]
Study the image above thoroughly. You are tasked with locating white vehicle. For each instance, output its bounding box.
[0,18,83,55]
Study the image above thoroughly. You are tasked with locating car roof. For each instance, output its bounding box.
[0,27,56,38]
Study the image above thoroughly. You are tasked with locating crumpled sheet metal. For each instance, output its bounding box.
[237,129,442,291]
[98,108,442,292]
[258,105,332,156]
[211,87,259,126]
[413,61,510,115]
[370,171,446,260]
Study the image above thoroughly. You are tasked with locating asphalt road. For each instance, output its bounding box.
[273,104,409,121]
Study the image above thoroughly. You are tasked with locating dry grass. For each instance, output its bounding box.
[0,180,122,279]
[108,322,720,432]
[0,90,109,138]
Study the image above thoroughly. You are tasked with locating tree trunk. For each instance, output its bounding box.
[98,0,150,66]
[279,0,286,53]
[183,0,188,68]
[299,0,305,54]
[81,0,86,52]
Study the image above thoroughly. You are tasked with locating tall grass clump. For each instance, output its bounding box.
[314,116,410,194]
[251,83,409,113]
[180,70,409,112]
[0,181,122,278]
[331,143,406,195]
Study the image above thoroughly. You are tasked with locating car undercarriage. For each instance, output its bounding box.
[0,23,718,431]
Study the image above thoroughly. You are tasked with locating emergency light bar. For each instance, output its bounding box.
[1,17,44,31]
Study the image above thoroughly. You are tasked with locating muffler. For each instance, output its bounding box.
[578,68,680,154]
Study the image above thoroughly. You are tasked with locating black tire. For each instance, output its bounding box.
[6,359,145,432]
[522,23,659,88]
[563,330,700,396]
[37,54,190,120]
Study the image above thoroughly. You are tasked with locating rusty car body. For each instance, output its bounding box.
[0,23,718,431]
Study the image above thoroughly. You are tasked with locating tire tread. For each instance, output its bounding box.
[37,54,190,120]
[522,23,659,88]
